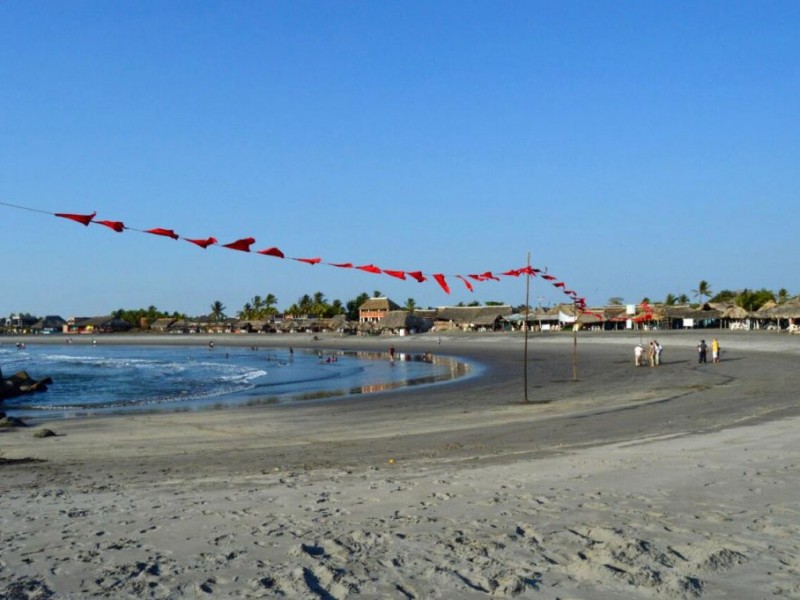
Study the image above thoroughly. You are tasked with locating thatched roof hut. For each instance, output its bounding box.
[720,305,750,320]
[377,310,431,334]
[764,299,800,319]
[434,305,513,331]
[150,317,176,332]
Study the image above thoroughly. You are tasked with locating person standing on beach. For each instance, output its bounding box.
[634,343,644,366]
[655,340,663,366]
[711,338,720,363]
[389,345,396,362]
[697,340,708,364]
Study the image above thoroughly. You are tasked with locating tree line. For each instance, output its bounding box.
[618,280,793,312]
[4,280,794,329]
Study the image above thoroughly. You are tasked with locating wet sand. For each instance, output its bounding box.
[1,331,799,598]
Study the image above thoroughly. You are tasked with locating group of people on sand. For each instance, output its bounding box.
[697,338,721,364]
[634,340,663,367]
[634,338,722,367]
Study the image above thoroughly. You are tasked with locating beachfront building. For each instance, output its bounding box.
[376,310,432,335]
[30,315,67,335]
[432,305,513,332]
[753,298,800,332]
[64,316,133,334]
[3,313,39,334]
[150,317,177,333]
[663,304,722,329]
[358,297,402,323]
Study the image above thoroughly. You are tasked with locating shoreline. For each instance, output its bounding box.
[2,332,800,597]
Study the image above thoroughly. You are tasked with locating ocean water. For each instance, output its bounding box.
[0,342,472,419]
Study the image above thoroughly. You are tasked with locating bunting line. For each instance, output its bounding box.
[0,201,587,309]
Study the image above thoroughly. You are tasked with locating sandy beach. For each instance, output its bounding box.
[2,331,799,599]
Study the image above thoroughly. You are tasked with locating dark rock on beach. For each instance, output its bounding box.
[0,370,53,401]
[0,415,28,428]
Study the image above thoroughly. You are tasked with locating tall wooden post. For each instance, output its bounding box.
[524,252,531,402]
[572,300,579,382]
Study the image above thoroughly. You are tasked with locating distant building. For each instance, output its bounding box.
[65,316,133,334]
[31,315,67,334]
[358,297,402,323]
[433,305,513,332]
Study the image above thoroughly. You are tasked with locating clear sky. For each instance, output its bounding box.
[2,1,798,317]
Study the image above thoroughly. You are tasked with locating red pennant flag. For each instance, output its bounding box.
[542,274,556,281]
[146,228,180,240]
[433,273,450,294]
[480,271,500,281]
[456,275,474,292]
[294,257,321,265]
[96,220,125,232]
[258,247,285,258]
[469,274,487,282]
[55,211,96,226]
[357,264,382,274]
[519,266,541,276]
[185,236,218,249]
[408,271,427,283]
[383,269,406,280]
[554,281,566,288]
[222,237,255,252]
[502,269,522,277]
[329,262,353,268]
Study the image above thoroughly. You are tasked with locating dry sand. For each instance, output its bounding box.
[1,331,799,599]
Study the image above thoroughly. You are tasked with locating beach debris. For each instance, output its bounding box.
[34,428,57,438]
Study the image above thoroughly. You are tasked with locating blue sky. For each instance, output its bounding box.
[2,1,798,317]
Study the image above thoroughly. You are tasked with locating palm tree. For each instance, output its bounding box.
[346,292,370,321]
[238,302,253,320]
[264,293,278,315]
[326,299,344,317]
[678,293,690,304]
[210,300,226,322]
[146,305,159,321]
[297,294,313,316]
[664,293,677,306]
[778,288,790,304]
[404,298,417,313]
[692,280,712,304]
[250,295,264,316]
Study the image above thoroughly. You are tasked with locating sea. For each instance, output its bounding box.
[0,341,473,419]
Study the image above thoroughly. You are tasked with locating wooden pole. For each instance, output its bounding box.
[524,252,531,402]
[572,299,580,382]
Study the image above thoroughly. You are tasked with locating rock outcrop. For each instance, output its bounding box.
[0,371,53,402]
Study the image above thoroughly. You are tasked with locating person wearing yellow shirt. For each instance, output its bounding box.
[711,338,721,363]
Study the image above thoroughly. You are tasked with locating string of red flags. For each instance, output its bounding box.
[3,201,587,308]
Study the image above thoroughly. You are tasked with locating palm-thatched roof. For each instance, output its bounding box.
[664,304,722,319]
[359,297,402,312]
[435,305,513,325]
[151,317,176,331]
[754,300,777,316]
[762,299,800,318]
[720,305,750,319]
